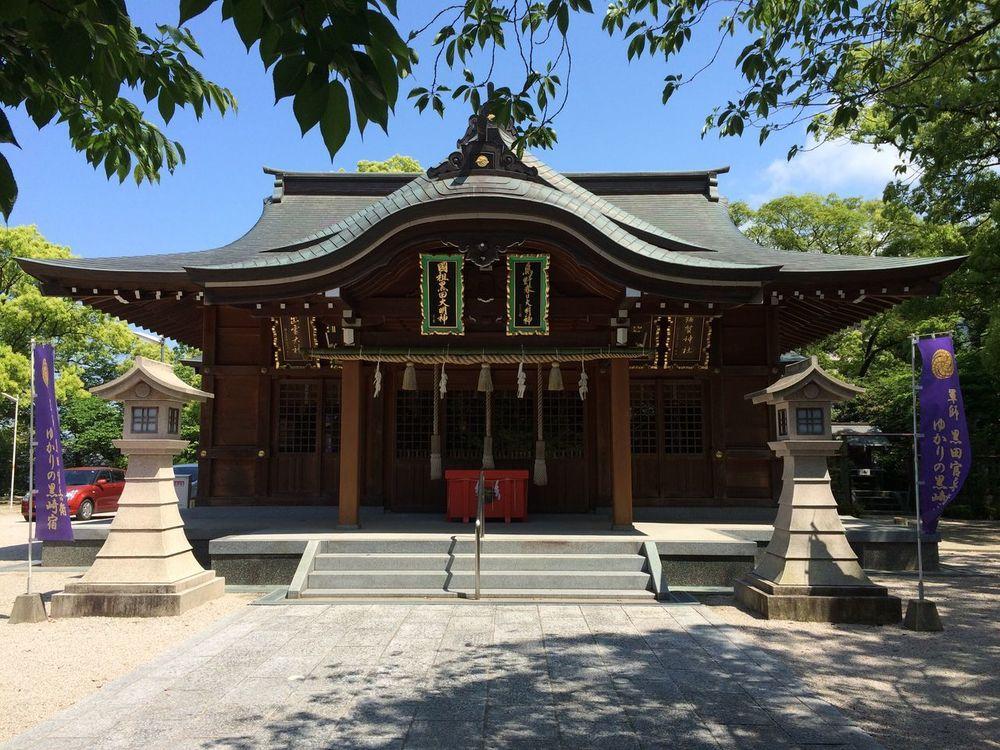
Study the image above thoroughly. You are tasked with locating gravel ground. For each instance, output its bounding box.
[707,520,1000,750]
[1,506,997,749]
[0,507,254,743]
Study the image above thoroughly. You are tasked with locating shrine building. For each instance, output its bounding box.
[20,114,963,529]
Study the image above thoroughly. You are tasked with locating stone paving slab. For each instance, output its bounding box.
[5,602,884,750]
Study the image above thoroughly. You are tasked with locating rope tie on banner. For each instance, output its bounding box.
[534,362,547,486]
[430,363,442,480]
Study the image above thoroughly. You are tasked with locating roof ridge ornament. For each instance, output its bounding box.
[426,108,539,181]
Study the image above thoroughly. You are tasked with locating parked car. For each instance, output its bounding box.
[21,467,126,521]
[173,464,199,504]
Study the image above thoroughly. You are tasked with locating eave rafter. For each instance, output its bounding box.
[47,283,207,348]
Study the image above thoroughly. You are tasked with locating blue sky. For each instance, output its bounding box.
[4,2,901,260]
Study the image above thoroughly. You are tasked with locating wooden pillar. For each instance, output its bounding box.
[609,359,634,528]
[338,360,362,528]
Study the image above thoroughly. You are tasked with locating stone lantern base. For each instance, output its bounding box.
[50,438,224,618]
[735,573,901,625]
[50,570,224,618]
[734,440,901,625]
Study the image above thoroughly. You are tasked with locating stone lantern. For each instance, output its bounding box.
[734,356,901,624]
[50,357,224,617]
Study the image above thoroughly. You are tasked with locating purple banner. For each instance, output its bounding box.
[917,336,971,535]
[32,344,73,541]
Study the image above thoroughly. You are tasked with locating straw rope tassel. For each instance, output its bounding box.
[430,363,442,480]
[482,387,495,470]
[534,363,547,486]
[402,361,417,391]
[477,362,493,392]
[548,361,563,391]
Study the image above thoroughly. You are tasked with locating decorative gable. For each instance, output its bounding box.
[426,110,539,181]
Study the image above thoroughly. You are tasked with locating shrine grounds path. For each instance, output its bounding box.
[2,514,997,750]
[6,599,887,750]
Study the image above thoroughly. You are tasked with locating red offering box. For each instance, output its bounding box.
[444,469,529,523]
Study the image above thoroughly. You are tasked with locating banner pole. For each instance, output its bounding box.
[26,339,35,596]
[910,334,925,602]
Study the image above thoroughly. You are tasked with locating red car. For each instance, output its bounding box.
[21,467,126,521]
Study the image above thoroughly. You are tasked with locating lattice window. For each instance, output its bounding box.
[323,380,341,454]
[662,382,704,454]
[395,391,434,458]
[167,407,180,435]
[493,392,533,460]
[277,382,318,454]
[796,407,824,435]
[630,383,658,455]
[445,391,485,460]
[544,392,584,459]
[131,406,158,434]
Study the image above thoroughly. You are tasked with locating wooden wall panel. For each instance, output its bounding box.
[713,307,779,503]
[210,457,256,499]
[200,306,270,505]
[721,455,774,500]
[212,375,260,446]
[721,375,771,447]
[718,307,769,365]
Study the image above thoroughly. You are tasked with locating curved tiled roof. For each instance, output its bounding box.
[186,171,776,282]
[20,145,964,286]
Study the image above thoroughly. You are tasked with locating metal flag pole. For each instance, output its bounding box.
[2,392,17,509]
[909,334,925,602]
[26,339,35,595]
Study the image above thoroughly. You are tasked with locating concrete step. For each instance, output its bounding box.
[306,570,652,591]
[317,539,643,555]
[297,588,656,601]
[312,552,646,572]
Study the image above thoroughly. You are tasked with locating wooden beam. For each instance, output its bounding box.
[609,359,633,528]
[338,359,363,528]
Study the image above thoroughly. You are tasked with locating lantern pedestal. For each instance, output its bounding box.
[51,440,224,618]
[734,440,901,625]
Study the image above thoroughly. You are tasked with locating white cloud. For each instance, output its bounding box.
[746,137,904,205]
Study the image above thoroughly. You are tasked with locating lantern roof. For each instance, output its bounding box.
[746,355,864,405]
[90,356,212,403]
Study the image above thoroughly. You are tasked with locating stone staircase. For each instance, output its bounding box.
[287,537,665,600]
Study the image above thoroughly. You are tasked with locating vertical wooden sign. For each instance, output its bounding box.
[506,254,549,335]
[420,253,465,335]
[271,316,317,367]
[666,315,711,369]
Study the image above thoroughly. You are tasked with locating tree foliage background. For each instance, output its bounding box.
[0,226,203,497]
[732,195,999,517]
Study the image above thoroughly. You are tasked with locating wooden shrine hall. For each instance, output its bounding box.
[20,113,963,529]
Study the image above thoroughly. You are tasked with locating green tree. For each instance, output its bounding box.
[0,225,204,486]
[60,397,125,468]
[0,0,237,219]
[734,194,998,516]
[3,2,995,219]
[356,155,422,173]
[731,194,965,377]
